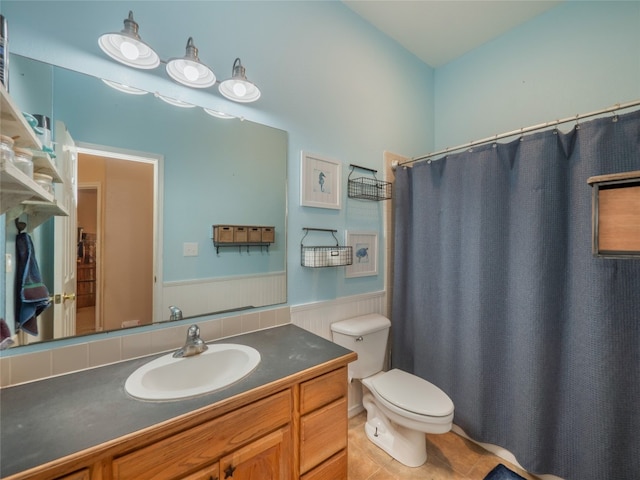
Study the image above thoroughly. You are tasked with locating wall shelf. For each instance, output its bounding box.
[0,84,67,225]
[588,170,640,258]
[300,228,353,267]
[212,225,275,254]
[347,164,392,201]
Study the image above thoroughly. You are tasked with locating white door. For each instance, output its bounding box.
[52,121,78,338]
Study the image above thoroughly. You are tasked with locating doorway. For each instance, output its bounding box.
[76,184,101,334]
[76,145,160,334]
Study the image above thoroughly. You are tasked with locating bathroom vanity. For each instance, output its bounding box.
[0,325,356,480]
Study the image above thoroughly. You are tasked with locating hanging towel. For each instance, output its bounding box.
[15,232,51,336]
[0,318,14,349]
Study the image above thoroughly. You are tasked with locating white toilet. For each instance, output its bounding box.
[331,314,454,467]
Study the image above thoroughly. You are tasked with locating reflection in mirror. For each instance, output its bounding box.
[4,54,287,348]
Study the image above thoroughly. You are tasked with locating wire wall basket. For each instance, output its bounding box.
[301,228,353,268]
[347,164,392,201]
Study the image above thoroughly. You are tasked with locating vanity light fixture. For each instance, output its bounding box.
[101,79,148,95]
[99,12,261,102]
[203,108,235,120]
[98,11,160,69]
[154,92,196,108]
[166,37,216,88]
[218,58,261,103]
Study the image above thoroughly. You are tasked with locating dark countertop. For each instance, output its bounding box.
[0,324,354,478]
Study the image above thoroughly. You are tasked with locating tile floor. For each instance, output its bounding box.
[348,412,541,480]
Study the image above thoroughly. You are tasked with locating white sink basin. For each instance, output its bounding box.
[125,344,261,401]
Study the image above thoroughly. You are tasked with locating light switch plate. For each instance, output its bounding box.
[183,242,199,256]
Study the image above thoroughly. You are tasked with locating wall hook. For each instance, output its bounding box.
[15,218,27,233]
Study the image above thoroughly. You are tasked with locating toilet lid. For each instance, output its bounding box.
[371,369,454,417]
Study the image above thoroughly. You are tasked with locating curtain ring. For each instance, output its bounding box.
[553,119,559,135]
[575,114,581,130]
[519,127,524,142]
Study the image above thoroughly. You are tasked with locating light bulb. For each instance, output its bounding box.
[120,41,140,60]
[233,82,247,98]
[183,64,199,82]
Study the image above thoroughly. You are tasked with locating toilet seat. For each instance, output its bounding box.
[369,369,454,419]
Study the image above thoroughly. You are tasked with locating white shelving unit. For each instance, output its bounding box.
[0,84,67,227]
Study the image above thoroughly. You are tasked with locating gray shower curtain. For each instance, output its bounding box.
[391,109,640,480]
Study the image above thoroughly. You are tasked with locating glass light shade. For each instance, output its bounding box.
[218,58,261,103]
[154,93,196,108]
[101,79,148,95]
[166,38,216,88]
[98,11,160,69]
[203,108,235,119]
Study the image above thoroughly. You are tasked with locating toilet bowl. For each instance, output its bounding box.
[330,314,454,467]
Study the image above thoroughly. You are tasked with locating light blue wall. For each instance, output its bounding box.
[1,1,435,313]
[3,1,638,324]
[434,1,640,149]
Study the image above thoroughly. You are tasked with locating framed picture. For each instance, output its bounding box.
[345,231,378,277]
[300,151,341,209]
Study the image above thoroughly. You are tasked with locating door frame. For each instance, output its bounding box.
[77,182,102,332]
[75,142,164,325]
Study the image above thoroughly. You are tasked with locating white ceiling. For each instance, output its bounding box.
[343,0,562,67]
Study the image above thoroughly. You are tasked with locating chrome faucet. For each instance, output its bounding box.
[169,305,183,321]
[173,324,208,358]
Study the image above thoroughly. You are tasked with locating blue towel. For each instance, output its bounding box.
[15,232,51,336]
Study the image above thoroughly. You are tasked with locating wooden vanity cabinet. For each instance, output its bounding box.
[112,390,292,480]
[5,362,353,480]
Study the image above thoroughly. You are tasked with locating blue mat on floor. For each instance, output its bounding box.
[484,464,527,480]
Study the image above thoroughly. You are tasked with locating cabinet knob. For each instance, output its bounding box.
[224,465,236,478]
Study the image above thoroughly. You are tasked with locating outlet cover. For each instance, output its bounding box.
[183,242,199,256]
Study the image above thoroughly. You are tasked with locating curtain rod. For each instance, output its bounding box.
[395,99,640,168]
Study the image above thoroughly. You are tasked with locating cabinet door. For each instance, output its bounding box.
[56,469,90,480]
[219,427,290,480]
[180,462,219,480]
[301,450,347,480]
[300,398,347,474]
[112,390,290,480]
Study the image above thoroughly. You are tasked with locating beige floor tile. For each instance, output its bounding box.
[348,411,540,480]
[425,430,493,476]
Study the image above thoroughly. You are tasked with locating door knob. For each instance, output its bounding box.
[62,292,76,302]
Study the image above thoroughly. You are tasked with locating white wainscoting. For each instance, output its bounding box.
[162,271,287,320]
[291,290,387,417]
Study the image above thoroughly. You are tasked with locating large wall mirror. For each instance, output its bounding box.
[4,54,287,348]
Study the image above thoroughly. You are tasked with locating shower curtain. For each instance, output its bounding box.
[391,109,640,480]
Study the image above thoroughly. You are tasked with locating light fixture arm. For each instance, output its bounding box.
[231,58,245,79]
[122,11,140,39]
[185,37,198,59]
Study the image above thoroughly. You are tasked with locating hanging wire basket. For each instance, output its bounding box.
[347,164,392,201]
[300,228,353,267]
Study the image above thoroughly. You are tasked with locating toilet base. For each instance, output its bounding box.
[363,392,428,467]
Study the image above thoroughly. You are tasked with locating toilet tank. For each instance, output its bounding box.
[330,314,391,380]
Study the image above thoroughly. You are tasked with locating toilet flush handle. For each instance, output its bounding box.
[355,336,364,342]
